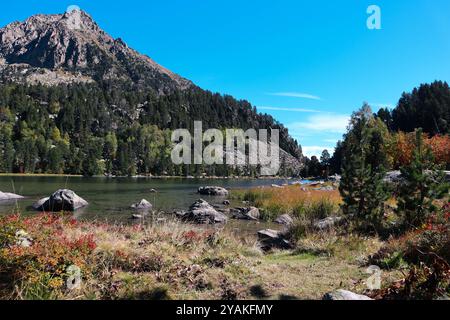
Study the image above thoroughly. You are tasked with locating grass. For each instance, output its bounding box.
[0,212,395,300]
[231,186,341,221]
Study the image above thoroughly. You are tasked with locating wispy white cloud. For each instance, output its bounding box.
[288,114,350,134]
[268,92,322,100]
[302,146,335,158]
[258,106,321,113]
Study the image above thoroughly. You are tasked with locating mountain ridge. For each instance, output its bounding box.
[0,9,192,93]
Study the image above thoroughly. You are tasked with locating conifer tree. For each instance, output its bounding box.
[396,129,450,229]
[339,105,390,231]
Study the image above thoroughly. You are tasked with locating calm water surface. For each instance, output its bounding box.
[0,176,297,233]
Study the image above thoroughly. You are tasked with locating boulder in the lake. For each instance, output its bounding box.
[149,189,158,193]
[323,290,373,301]
[32,197,50,211]
[313,216,344,231]
[223,200,231,206]
[131,199,153,210]
[231,207,260,221]
[198,186,229,196]
[181,199,228,224]
[0,191,24,201]
[257,229,292,251]
[35,189,88,212]
[275,214,294,226]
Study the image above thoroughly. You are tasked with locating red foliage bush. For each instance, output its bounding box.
[0,214,97,297]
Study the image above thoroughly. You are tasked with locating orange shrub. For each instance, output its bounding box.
[390,132,450,168]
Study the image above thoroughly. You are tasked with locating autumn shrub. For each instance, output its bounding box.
[0,214,96,299]
[371,203,450,299]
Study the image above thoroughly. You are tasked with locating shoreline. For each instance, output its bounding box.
[0,173,305,180]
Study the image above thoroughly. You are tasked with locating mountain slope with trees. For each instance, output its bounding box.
[0,10,303,176]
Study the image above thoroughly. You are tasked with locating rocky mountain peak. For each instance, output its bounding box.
[0,10,192,92]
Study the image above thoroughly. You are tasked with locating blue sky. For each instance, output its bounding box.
[1,1,450,157]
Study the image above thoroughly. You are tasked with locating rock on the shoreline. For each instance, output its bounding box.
[257,229,292,251]
[231,207,260,221]
[34,189,88,212]
[131,199,153,210]
[0,191,24,201]
[313,216,344,231]
[323,290,373,301]
[180,199,228,224]
[385,170,450,185]
[275,214,294,226]
[198,186,229,196]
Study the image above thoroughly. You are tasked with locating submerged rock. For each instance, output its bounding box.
[180,199,228,224]
[323,290,373,301]
[257,229,292,251]
[231,207,260,221]
[131,199,153,210]
[34,189,88,212]
[198,186,229,196]
[0,191,24,201]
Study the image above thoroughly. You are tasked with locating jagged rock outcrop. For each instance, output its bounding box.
[0,9,192,92]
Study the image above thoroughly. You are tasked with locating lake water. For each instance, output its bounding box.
[0,176,296,228]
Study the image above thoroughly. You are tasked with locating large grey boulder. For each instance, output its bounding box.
[34,189,88,212]
[198,186,229,196]
[257,229,292,251]
[323,290,373,301]
[231,207,260,221]
[0,191,24,201]
[181,199,228,224]
[131,199,153,210]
